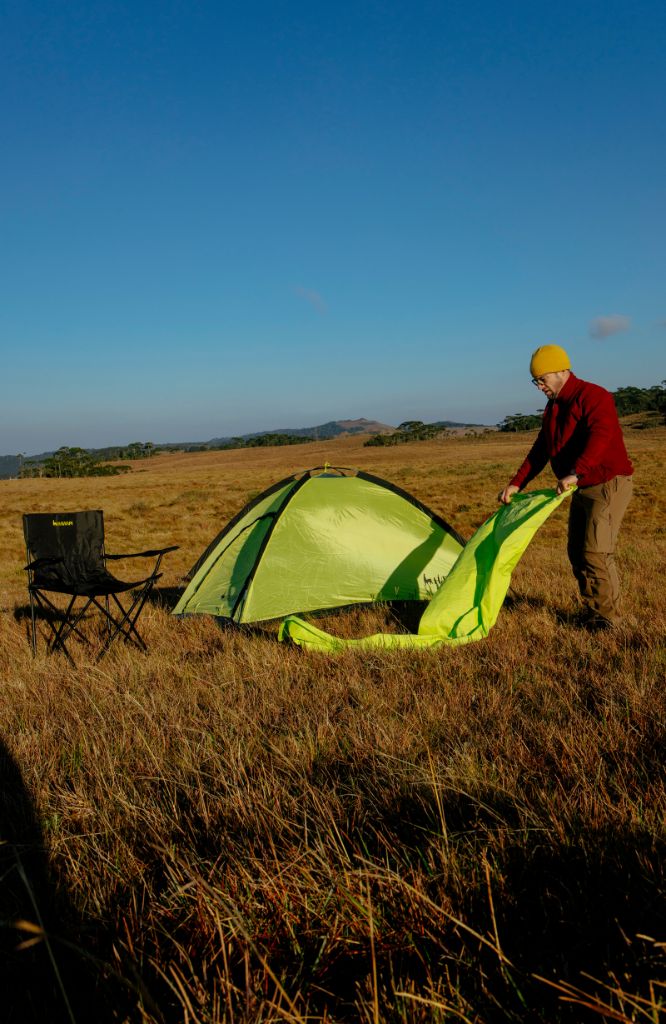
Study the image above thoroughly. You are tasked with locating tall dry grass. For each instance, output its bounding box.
[1,427,665,1022]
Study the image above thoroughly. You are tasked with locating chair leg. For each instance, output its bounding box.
[32,591,90,646]
[29,591,37,657]
[92,581,155,660]
[29,590,93,664]
[47,595,82,665]
[112,586,152,647]
[52,598,97,658]
[27,573,161,662]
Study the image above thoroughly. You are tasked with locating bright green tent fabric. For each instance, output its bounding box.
[172,468,465,624]
[278,488,571,651]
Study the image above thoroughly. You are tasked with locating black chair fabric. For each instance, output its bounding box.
[23,510,177,661]
[24,511,149,595]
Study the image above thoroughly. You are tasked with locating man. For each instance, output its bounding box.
[498,344,633,630]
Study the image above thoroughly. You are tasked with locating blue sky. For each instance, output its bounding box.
[1,0,664,454]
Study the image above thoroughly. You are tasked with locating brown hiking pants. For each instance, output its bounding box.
[567,474,633,624]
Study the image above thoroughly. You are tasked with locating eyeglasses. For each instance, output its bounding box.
[531,372,563,386]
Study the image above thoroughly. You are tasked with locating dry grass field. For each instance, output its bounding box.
[1,427,665,1023]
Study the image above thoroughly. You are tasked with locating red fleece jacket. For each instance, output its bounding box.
[510,373,634,490]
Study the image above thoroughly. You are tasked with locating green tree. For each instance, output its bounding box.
[498,412,544,432]
[21,446,129,478]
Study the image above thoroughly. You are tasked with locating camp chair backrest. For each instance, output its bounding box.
[24,510,106,589]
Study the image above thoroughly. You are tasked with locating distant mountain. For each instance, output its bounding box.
[1,417,496,478]
[207,418,395,445]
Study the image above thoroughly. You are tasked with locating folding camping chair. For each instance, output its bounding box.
[23,510,178,663]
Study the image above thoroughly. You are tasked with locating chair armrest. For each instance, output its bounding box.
[106,545,179,560]
[24,556,64,572]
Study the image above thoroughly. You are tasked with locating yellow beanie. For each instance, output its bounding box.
[530,344,571,378]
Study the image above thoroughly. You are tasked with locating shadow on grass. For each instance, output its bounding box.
[140,752,666,1021]
[503,590,553,612]
[0,734,107,1023]
[144,585,184,611]
[159,591,437,637]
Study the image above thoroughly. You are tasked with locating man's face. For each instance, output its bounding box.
[532,370,569,399]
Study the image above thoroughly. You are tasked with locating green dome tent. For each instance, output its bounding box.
[172,466,465,624]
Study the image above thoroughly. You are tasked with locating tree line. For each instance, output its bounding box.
[364,421,449,447]
[217,433,316,450]
[498,381,666,432]
[19,447,131,478]
[18,435,316,477]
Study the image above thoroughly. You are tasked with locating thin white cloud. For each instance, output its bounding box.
[589,314,631,339]
[295,286,327,314]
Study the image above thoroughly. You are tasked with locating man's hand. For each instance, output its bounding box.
[498,484,519,505]
[556,475,578,495]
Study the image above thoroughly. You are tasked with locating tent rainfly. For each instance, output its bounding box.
[172,465,465,624]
